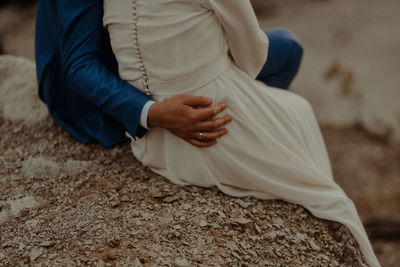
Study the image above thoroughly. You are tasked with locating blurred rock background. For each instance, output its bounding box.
[0,0,399,266]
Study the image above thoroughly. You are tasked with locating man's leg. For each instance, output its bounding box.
[257,29,303,89]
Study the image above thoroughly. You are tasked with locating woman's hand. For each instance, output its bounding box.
[147,94,232,147]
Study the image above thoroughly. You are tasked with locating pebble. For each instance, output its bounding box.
[211,223,222,229]
[0,252,5,259]
[181,203,192,210]
[309,240,320,251]
[96,260,105,267]
[26,219,39,228]
[199,198,207,204]
[105,249,118,260]
[272,218,284,226]
[199,220,208,228]
[110,199,120,207]
[248,250,257,257]
[239,241,249,249]
[108,239,120,248]
[292,237,302,244]
[233,217,252,225]
[120,195,130,202]
[174,257,191,267]
[30,247,43,262]
[40,241,56,248]
[296,232,306,241]
[163,195,180,203]
[133,257,143,267]
[266,231,277,240]
[234,199,252,209]
[2,241,12,248]
[255,224,262,234]
[231,251,242,260]
[226,241,239,252]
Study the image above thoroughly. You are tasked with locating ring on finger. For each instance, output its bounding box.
[198,131,203,140]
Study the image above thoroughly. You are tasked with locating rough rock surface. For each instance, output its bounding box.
[0,56,368,265]
[0,55,48,125]
[0,118,367,266]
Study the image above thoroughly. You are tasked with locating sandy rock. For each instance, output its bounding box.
[30,247,42,262]
[174,257,191,267]
[21,156,90,179]
[0,55,48,125]
[63,160,90,175]
[0,196,38,224]
[21,157,60,178]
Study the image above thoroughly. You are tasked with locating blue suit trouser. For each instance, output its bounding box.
[257,29,304,89]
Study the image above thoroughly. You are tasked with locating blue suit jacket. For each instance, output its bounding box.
[35,0,151,147]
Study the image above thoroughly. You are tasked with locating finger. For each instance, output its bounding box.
[194,128,228,141]
[188,139,217,148]
[192,115,232,131]
[192,103,227,121]
[182,94,213,107]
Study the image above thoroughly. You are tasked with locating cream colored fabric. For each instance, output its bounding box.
[103,0,379,266]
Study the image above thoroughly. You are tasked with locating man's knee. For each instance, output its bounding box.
[289,35,303,71]
[260,29,304,89]
[264,28,303,69]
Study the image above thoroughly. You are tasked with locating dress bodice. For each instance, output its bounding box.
[103,0,268,97]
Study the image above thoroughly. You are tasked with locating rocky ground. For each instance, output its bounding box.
[0,117,368,266]
[1,1,400,266]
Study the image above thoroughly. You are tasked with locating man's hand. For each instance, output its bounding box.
[147,94,232,147]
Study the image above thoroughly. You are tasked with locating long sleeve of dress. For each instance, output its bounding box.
[200,0,269,79]
[54,0,152,140]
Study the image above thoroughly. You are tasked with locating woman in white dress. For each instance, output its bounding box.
[103,0,380,266]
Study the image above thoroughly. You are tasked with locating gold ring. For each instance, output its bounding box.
[199,131,203,140]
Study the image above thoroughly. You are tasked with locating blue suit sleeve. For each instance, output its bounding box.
[56,0,152,138]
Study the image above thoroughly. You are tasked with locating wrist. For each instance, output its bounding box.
[147,102,162,128]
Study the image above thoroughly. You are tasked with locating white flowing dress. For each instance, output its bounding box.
[103,0,379,266]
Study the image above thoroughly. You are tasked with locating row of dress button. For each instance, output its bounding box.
[132,0,151,96]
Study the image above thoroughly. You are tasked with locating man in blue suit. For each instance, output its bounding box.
[35,0,302,148]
